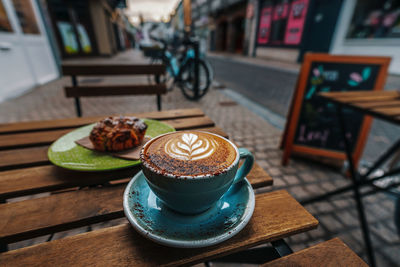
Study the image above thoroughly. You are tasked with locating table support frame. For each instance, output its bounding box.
[205,238,293,264]
[336,106,376,267]
[300,101,400,267]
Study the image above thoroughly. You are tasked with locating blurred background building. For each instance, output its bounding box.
[1,0,399,102]
[0,0,135,101]
[0,0,58,101]
[44,0,134,59]
[171,0,400,74]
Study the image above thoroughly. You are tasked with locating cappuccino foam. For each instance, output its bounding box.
[141,131,237,177]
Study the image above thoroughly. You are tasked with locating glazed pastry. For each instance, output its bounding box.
[89,116,147,152]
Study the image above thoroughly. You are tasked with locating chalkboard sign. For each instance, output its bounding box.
[282,53,390,166]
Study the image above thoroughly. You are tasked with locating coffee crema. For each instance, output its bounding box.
[141,131,237,177]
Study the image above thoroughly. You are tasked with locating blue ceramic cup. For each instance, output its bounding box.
[140,131,254,214]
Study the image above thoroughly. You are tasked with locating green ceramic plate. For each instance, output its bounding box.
[48,119,175,171]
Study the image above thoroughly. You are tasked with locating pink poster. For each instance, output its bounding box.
[284,0,309,45]
[257,7,272,44]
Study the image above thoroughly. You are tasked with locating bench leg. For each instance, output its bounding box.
[75,97,82,117]
[157,95,161,111]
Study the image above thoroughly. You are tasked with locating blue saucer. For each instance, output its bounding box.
[123,171,255,248]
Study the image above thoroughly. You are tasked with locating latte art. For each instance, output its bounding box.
[141,131,237,177]
[164,133,218,160]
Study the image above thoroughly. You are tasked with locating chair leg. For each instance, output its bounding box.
[75,97,82,117]
[157,95,161,111]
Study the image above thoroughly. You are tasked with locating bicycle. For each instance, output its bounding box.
[144,35,212,100]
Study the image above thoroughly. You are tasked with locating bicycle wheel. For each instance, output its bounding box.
[203,58,214,82]
[179,59,211,100]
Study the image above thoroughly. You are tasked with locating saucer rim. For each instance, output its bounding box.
[123,171,255,248]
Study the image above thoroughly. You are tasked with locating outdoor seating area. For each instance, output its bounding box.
[0,108,367,266]
[0,48,399,266]
[1,0,400,266]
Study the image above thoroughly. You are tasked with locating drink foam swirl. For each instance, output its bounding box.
[141,131,237,177]
[164,133,218,160]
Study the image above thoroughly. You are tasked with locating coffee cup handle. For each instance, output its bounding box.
[233,148,254,184]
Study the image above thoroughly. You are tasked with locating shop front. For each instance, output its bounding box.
[255,0,310,61]
[44,0,129,58]
[210,1,247,54]
[46,0,98,58]
[330,0,400,74]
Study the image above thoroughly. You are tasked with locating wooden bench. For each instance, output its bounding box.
[262,238,368,267]
[62,64,167,117]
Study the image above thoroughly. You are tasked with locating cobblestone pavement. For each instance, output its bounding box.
[208,54,400,165]
[1,50,399,266]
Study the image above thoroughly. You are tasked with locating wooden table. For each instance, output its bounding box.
[311,90,400,267]
[320,90,400,124]
[262,238,368,267]
[0,108,318,266]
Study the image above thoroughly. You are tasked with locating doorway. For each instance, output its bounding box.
[299,0,344,59]
[217,20,228,51]
[232,16,245,53]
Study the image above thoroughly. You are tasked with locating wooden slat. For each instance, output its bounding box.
[62,64,166,76]
[196,127,228,138]
[0,185,125,243]
[0,190,318,266]
[334,94,400,103]
[0,166,140,200]
[0,129,71,150]
[321,90,399,98]
[0,160,271,201]
[262,238,368,267]
[246,163,273,187]
[0,108,205,134]
[319,92,400,125]
[65,84,167,98]
[372,106,400,116]
[352,100,400,109]
[0,146,48,171]
[163,116,215,130]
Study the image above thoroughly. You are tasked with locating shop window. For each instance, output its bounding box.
[257,0,309,46]
[56,22,92,54]
[48,0,95,56]
[347,0,400,39]
[12,0,40,34]
[57,21,79,54]
[0,1,12,32]
[77,24,92,53]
